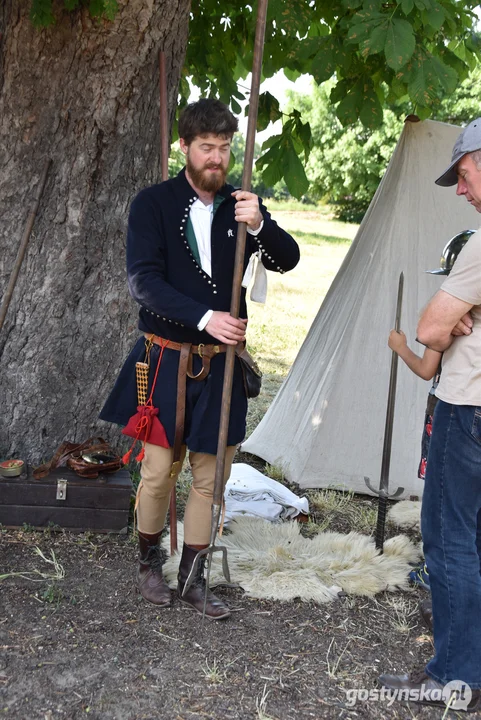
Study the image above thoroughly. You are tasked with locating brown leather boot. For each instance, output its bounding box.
[177,543,231,620]
[137,531,172,607]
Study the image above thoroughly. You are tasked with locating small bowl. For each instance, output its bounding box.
[0,459,25,477]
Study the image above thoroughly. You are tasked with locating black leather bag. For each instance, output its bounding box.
[236,347,262,398]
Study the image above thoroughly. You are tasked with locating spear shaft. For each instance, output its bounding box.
[181,0,270,616]
[158,49,177,555]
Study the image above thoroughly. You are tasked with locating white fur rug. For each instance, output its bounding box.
[161,517,421,604]
[388,500,421,530]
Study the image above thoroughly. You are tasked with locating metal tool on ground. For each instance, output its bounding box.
[365,271,405,551]
[158,49,178,555]
[0,158,51,333]
[181,0,269,614]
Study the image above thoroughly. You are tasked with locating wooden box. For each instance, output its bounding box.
[0,466,132,533]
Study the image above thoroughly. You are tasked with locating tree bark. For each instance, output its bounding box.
[0,0,191,463]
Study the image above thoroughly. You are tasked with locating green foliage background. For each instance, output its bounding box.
[29,0,481,206]
[288,66,481,221]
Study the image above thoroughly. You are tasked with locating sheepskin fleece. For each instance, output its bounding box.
[161,517,420,604]
[388,500,421,530]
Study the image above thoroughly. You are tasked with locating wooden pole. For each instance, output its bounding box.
[197,0,270,610]
[213,0,268,500]
[158,50,177,555]
[159,50,169,182]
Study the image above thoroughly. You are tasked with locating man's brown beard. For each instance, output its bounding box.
[186,156,227,193]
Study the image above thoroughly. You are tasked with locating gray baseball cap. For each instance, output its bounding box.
[435,117,481,187]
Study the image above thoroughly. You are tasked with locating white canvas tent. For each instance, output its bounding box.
[243,119,480,499]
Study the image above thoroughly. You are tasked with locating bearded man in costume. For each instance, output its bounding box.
[100,99,300,620]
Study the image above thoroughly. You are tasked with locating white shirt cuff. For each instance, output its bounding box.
[197,309,214,331]
[247,219,264,236]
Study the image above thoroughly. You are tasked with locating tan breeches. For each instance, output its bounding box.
[136,442,237,546]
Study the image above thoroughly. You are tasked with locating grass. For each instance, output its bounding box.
[384,596,418,634]
[299,488,378,537]
[201,657,224,685]
[247,206,355,371]
[244,206,355,439]
[255,684,276,720]
[0,547,65,583]
[325,638,352,679]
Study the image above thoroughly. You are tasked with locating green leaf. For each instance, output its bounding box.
[401,0,414,15]
[30,0,55,26]
[360,23,388,57]
[351,7,384,23]
[346,9,385,45]
[359,80,384,128]
[261,133,283,152]
[102,0,119,21]
[283,68,301,82]
[428,56,458,93]
[256,142,285,187]
[272,0,313,37]
[311,39,336,83]
[294,119,313,161]
[231,98,242,115]
[407,55,438,106]
[389,74,409,99]
[330,79,350,104]
[88,0,104,17]
[256,92,282,132]
[283,138,309,198]
[336,81,364,125]
[425,3,445,31]
[416,105,432,120]
[347,21,376,44]
[384,19,415,71]
[88,0,118,20]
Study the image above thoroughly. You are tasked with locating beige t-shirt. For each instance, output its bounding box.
[436,228,481,406]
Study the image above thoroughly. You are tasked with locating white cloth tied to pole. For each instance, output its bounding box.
[241,251,268,304]
[224,463,309,524]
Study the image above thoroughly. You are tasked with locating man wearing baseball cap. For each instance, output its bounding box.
[379,119,481,712]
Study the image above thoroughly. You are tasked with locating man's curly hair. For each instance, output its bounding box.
[178,99,238,144]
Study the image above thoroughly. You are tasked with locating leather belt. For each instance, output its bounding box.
[144,333,227,358]
[143,334,229,476]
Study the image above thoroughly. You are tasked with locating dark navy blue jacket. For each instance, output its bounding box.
[100,169,300,453]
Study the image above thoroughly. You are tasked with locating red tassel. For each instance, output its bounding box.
[135,447,145,463]
[122,447,133,465]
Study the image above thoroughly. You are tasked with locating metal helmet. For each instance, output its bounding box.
[426,230,476,275]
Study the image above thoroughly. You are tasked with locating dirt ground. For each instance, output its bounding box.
[0,470,466,720]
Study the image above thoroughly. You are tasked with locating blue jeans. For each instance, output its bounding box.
[422,400,481,687]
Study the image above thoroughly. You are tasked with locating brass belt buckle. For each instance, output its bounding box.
[197,343,204,358]
[214,345,220,354]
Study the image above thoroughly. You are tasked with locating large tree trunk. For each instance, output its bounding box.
[0,0,191,463]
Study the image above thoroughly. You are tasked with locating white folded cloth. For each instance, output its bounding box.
[224,463,309,524]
